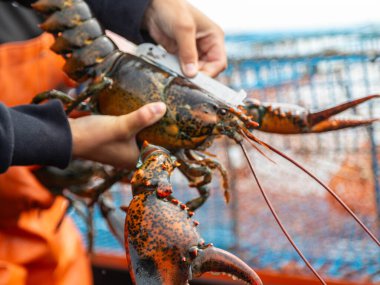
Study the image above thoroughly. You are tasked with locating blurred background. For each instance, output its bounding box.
[189,0,380,33]
[72,1,380,284]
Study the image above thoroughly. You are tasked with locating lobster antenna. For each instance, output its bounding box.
[242,128,380,246]
[241,132,276,164]
[240,143,327,285]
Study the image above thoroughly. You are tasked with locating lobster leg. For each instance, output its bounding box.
[87,205,95,254]
[176,150,229,211]
[185,185,210,212]
[186,150,230,202]
[32,77,113,114]
[32,160,103,195]
[98,195,136,282]
[87,169,131,206]
[66,76,113,114]
[32,79,112,113]
[32,89,75,105]
[176,155,211,211]
[98,194,126,245]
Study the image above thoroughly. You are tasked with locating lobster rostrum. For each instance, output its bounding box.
[31,0,380,284]
[101,142,262,285]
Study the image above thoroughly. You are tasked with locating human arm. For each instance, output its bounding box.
[0,100,166,173]
[3,0,152,44]
[0,100,72,173]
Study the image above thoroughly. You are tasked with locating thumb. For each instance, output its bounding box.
[174,19,198,77]
[124,102,167,134]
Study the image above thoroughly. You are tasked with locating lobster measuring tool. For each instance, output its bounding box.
[135,43,247,106]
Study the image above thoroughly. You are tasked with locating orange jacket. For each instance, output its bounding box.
[0,33,92,285]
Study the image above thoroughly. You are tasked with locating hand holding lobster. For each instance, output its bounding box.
[69,102,166,168]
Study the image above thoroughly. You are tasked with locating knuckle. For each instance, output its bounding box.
[137,107,154,125]
[176,19,195,34]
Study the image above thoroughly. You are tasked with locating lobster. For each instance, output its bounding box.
[29,0,380,284]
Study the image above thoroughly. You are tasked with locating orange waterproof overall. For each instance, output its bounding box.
[0,33,92,285]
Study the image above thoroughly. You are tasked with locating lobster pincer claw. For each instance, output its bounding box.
[191,246,262,285]
[244,94,380,134]
[305,94,379,133]
[125,191,263,285]
[125,142,262,285]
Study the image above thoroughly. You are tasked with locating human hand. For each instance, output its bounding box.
[143,0,227,78]
[69,102,166,169]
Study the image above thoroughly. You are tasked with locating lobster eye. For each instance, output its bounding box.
[218,108,228,116]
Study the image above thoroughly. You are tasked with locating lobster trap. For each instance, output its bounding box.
[70,25,380,284]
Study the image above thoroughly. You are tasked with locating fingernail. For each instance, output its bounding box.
[184,63,197,77]
[150,102,166,115]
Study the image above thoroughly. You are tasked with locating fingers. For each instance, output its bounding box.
[123,102,167,135]
[153,32,178,54]
[198,43,227,77]
[199,61,227,78]
[190,4,227,77]
[173,17,198,77]
[143,0,199,77]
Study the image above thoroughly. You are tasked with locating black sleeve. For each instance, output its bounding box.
[0,100,72,173]
[5,0,153,44]
[85,0,153,44]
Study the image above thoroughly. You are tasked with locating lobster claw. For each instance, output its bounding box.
[191,246,263,285]
[245,94,379,134]
[307,94,379,133]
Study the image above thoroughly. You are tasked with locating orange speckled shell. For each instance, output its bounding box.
[125,192,201,285]
[259,111,307,133]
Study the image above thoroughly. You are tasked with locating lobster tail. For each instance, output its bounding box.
[191,246,263,285]
[32,0,121,82]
